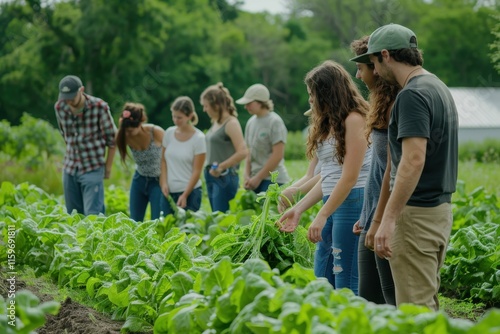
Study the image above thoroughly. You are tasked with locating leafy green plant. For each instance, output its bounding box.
[452,181,500,232]
[0,290,60,334]
[441,222,500,305]
[105,184,130,216]
[0,113,64,168]
[3,180,500,333]
[211,172,314,272]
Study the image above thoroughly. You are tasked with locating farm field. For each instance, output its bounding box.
[1,168,499,333]
[1,119,500,333]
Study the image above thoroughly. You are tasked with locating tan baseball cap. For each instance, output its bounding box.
[303,109,312,116]
[236,84,270,104]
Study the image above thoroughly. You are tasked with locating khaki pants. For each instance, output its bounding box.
[389,203,452,310]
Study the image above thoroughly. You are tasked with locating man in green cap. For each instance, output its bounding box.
[350,24,458,310]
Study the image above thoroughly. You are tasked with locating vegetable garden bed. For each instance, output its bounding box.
[1,180,499,333]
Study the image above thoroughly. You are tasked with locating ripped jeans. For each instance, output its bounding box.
[314,187,363,294]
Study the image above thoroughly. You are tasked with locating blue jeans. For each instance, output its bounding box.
[314,213,335,288]
[204,168,239,213]
[314,187,363,294]
[253,180,283,194]
[160,187,202,216]
[129,171,162,221]
[358,231,395,305]
[63,167,105,215]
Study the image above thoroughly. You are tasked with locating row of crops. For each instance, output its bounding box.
[0,180,499,333]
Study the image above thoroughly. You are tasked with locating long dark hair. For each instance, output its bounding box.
[305,60,369,165]
[350,36,400,139]
[116,102,147,164]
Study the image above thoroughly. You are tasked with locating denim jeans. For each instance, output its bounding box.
[358,231,395,305]
[129,171,162,222]
[314,213,335,288]
[160,187,202,216]
[314,187,363,294]
[252,180,283,194]
[63,167,105,215]
[204,168,239,213]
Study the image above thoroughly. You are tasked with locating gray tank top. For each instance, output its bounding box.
[205,121,236,167]
[131,127,162,177]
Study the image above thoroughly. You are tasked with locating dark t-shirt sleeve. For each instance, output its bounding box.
[395,90,431,141]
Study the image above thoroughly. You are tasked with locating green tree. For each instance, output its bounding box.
[412,1,500,86]
[490,14,500,74]
[0,0,171,126]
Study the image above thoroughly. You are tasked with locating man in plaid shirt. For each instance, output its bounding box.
[54,75,117,215]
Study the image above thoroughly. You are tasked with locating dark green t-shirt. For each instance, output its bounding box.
[389,73,458,207]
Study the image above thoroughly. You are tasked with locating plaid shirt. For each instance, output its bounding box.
[55,94,117,175]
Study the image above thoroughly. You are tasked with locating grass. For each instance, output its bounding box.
[439,294,487,322]
[1,157,498,198]
[454,160,499,195]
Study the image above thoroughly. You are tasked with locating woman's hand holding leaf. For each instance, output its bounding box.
[277,208,301,233]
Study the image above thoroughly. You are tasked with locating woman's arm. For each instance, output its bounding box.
[278,156,320,213]
[278,177,323,232]
[244,149,251,183]
[159,147,169,197]
[365,143,391,249]
[218,117,248,171]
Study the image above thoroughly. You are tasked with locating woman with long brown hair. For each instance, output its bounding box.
[278,60,371,293]
[350,35,399,305]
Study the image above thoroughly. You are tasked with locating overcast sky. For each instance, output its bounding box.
[235,0,287,14]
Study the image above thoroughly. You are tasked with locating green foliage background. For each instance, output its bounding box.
[1,0,499,132]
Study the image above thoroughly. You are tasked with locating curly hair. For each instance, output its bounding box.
[116,102,147,165]
[350,36,400,139]
[305,60,369,165]
[200,82,237,123]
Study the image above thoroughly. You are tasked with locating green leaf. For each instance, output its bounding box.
[204,257,234,294]
[169,305,201,334]
[171,272,194,302]
[86,277,102,298]
[122,315,148,333]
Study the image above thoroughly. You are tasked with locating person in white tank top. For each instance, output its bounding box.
[278,60,371,294]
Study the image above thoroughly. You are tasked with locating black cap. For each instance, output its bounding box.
[58,75,82,100]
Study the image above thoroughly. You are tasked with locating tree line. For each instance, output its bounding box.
[0,0,499,132]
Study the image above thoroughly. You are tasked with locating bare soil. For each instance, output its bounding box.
[0,271,151,334]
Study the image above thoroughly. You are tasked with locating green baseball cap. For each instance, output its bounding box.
[350,23,418,64]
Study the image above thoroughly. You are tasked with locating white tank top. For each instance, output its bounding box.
[317,138,371,197]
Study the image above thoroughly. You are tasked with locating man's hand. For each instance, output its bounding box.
[374,218,396,259]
